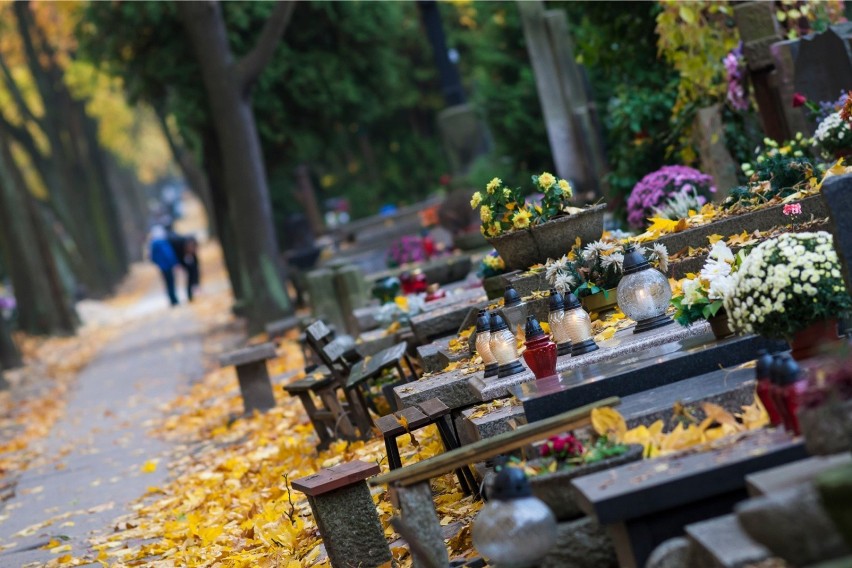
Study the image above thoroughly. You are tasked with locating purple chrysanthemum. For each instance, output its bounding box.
[627,165,716,228]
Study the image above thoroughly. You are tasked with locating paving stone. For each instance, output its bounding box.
[686,513,770,568]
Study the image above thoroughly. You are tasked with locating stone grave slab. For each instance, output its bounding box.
[473,321,713,403]
[461,364,757,444]
[654,193,828,255]
[572,429,808,568]
[793,24,852,105]
[416,335,468,374]
[394,366,481,411]
[409,290,487,344]
[513,333,783,423]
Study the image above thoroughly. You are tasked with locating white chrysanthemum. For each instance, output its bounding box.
[601,252,624,272]
[650,243,669,273]
[554,273,575,294]
[582,241,614,261]
[707,275,733,301]
[681,278,704,306]
[545,255,569,284]
[700,259,732,281]
[707,240,735,263]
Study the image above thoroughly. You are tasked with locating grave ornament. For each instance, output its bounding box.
[475,309,499,379]
[489,313,525,379]
[562,292,599,356]
[617,244,674,333]
[548,289,572,356]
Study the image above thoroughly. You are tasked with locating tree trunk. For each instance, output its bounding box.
[177,1,293,330]
[0,132,78,336]
[0,312,21,370]
[202,129,246,308]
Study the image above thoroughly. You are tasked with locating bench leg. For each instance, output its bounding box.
[318,389,357,439]
[345,387,374,438]
[294,392,332,450]
[434,416,477,496]
[384,435,403,470]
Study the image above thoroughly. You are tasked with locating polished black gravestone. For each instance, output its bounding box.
[823,173,852,292]
[511,333,784,423]
[572,430,807,568]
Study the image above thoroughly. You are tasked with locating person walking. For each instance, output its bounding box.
[167,232,201,302]
[149,226,179,306]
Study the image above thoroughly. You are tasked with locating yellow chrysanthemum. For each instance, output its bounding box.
[503,187,512,199]
[480,205,493,223]
[558,179,573,196]
[512,208,533,229]
[487,223,502,237]
[486,177,502,194]
[470,191,482,209]
[538,172,556,189]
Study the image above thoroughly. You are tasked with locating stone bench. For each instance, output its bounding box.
[264,316,300,340]
[219,342,277,414]
[293,460,392,568]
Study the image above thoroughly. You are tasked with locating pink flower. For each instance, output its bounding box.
[792,93,807,108]
[783,203,802,216]
[539,433,584,459]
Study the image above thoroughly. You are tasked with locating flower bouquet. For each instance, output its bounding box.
[627,165,716,229]
[471,173,606,270]
[545,239,669,299]
[813,111,852,158]
[725,232,852,346]
[671,241,743,336]
[471,173,573,238]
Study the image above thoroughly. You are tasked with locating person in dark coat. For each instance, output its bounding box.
[167,232,201,302]
[150,226,179,306]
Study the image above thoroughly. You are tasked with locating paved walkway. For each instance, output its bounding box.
[0,300,204,565]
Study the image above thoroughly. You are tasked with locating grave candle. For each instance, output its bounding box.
[548,289,572,356]
[489,313,525,378]
[755,349,783,426]
[563,291,599,356]
[472,467,556,568]
[778,357,807,435]
[523,315,557,379]
[617,244,674,333]
[475,309,498,378]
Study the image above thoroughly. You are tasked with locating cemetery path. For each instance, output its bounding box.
[0,297,205,566]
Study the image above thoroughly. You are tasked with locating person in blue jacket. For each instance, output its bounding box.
[149,225,179,306]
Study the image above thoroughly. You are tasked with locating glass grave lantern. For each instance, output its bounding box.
[616,244,674,333]
[548,288,572,356]
[523,315,558,379]
[475,309,499,379]
[489,313,525,379]
[563,291,599,356]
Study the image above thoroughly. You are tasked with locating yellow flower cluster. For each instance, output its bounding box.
[537,171,556,190]
[483,254,505,271]
[486,177,501,194]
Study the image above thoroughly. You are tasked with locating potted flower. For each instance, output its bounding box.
[671,241,743,338]
[627,165,716,229]
[545,239,669,313]
[479,250,515,300]
[470,174,606,270]
[813,110,852,160]
[725,231,852,360]
[523,433,642,521]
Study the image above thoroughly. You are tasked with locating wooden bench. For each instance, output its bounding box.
[283,369,357,451]
[375,398,478,496]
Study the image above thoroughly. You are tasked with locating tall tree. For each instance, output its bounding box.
[175,1,295,329]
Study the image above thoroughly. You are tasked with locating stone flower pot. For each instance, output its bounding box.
[487,204,607,271]
[580,287,619,315]
[483,274,509,301]
[528,444,643,521]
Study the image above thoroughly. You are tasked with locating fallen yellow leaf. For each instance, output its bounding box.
[140,460,158,474]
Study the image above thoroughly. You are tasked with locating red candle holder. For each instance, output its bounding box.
[523,315,557,380]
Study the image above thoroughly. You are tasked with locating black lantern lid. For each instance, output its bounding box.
[777,356,802,386]
[563,291,582,310]
[549,288,564,312]
[476,309,491,333]
[525,315,545,339]
[490,312,509,332]
[503,285,522,307]
[490,466,532,501]
[769,353,787,384]
[756,349,773,378]
[622,244,651,275]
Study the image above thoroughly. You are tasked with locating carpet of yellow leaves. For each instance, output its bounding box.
[51,305,482,566]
